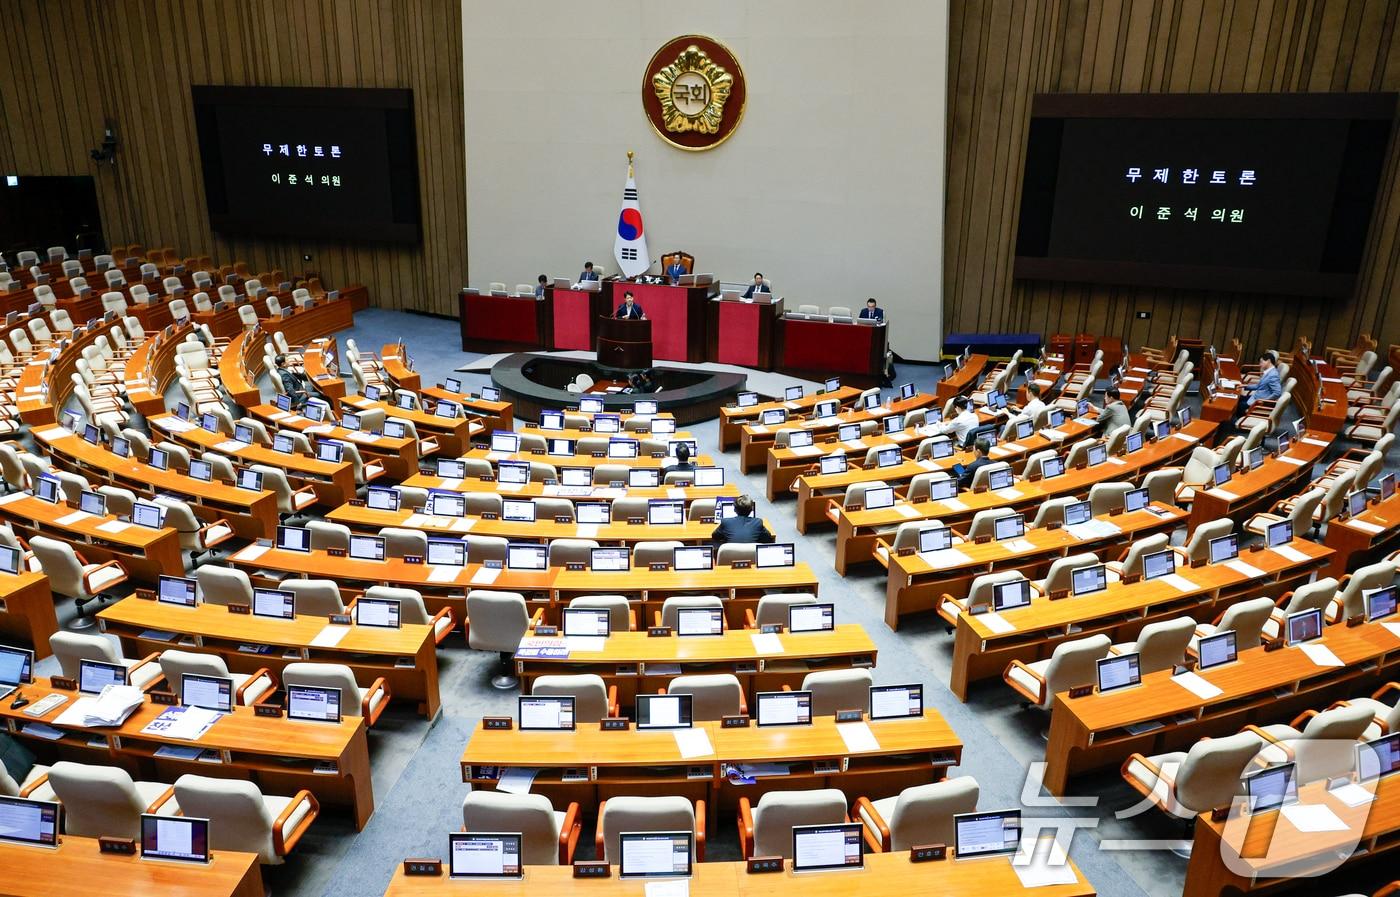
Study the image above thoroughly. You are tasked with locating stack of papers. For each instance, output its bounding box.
[1012,837,1079,888]
[141,705,223,741]
[496,768,540,794]
[1066,520,1120,540]
[1271,544,1312,564]
[921,547,972,567]
[470,567,502,586]
[52,685,145,728]
[1001,538,1036,554]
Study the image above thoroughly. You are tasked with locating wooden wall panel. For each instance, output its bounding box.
[945,0,1400,358]
[0,0,465,315]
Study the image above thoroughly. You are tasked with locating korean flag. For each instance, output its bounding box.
[613,158,651,279]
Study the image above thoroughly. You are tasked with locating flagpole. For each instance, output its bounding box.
[627,149,634,179]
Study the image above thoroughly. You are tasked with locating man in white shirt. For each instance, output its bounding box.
[1020,382,1046,423]
[938,397,981,445]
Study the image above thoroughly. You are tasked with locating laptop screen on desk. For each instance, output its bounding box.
[158,575,198,607]
[792,823,863,873]
[789,603,834,633]
[692,466,723,487]
[236,469,262,491]
[1357,733,1400,782]
[811,400,835,418]
[1197,631,1237,670]
[1285,608,1323,645]
[349,535,386,561]
[634,400,658,415]
[0,796,59,847]
[876,447,901,468]
[837,423,860,442]
[490,432,519,454]
[1367,587,1398,623]
[993,515,1024,541]
[918,526,952,553]
[287,685,342,723]
[785,385,803,401]
[181,673,234,713]
[428,492,465,518]
[987,468,1013,490]
[449,833,523,879]
[676,607,723,637]
[497,461,529,485]
[869,684,923,721]
[140,815,210,864]
[507,544,548,570]
[131,501,166,529]
[628,468,660,488]
[993,579,1032,611]
[1063,501,1092,527]
[648,500,684,525]
[253,588,295,619]
[576,503,610,525]
[0,545,20,575]
[1142,549,1175,581]
[1123,488,1149,513]
[502,499,535,522]
[636,694,693,729]
[756,690,812,726]
[277,525,311,553]
[619,832,693,879]
[864,486,894,510]
[560,466,591,486]
[819,454,846,475]
[1125,431,1144,453]
[78,659,126,695]
[1096,653,1141,693]
[954,811,1021,860]
[1071,564,1107,596]
[1245,763,1296,813]
[547,438,574,457]
[355,597,401,628]
[518,696,574,730]
[608,439,639,459]
[579,397,604,413]
[673,546,713,571]
[1208,534,1239,564]
[929,476,958,501]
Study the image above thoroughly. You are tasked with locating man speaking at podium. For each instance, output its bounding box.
[615,290,646,319]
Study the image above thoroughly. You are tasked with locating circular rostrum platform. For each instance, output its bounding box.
[490,354,746,424]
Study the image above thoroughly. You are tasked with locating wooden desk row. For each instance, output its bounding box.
[829,419,1219,573]
[228,543,819,632]
[1043,618,1400,796]
[461,711,960,814]
[0,836,262,897]
[96,596,442,718]
[341,394,478,457]
[0,569,57,657]
[1325,489,1400,577]
[876,503,1189,630]
[249,402,423,481]
[514,625,878,710]
[954,537,1332,700]
[1184,431,1333,534]
[384,849,1095,896]
[719,385,860,451]
[738,392,939,473]
[1,675,376,827]
[400,473,739,505]
[0,491,184,580]
[935,354,991,401]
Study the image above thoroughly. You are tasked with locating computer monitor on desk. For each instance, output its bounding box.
[518,695,574,731]
[636,693,692,729]
[181,673,234,713]
[792,823,864,873]
[0,796,59,847]
[0,646,34,701]
[619,832,693,879]
[78,659,126,694]
[158,575,198,607]
[449,832,523,879]
[756,690,812,726]
[140,815,210,864]
[288,684,342,723]
[954,810,1020,860]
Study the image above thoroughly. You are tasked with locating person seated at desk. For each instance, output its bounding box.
[743,273,771,299]
[1090,386,1131,434]
[712,494,774,546]
[579,261,600,282]
[662,442,694,479]
[666,258,688,285]
[535,274,548,298]
[1020,382,1046,422]
[859,297,884,322]
[951,437,993,489]
[1242,352,1282,408]
[627,369,658,393]
[615,291,646,319]
[937,396,980,445]
[275,353,310,411]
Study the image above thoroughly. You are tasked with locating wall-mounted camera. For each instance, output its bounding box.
[90,125,118,166]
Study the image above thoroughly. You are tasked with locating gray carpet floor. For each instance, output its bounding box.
[23,308,1398,897]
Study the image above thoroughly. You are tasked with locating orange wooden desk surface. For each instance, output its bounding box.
[0,835,262,897]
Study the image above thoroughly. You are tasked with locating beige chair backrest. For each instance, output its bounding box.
[172,774,285,863]
[1280,577,1339,616]
[46,762,149,839]
[533,674,610,723]
[751,789,849,858]
[884,776,980,851]
[1118,534,1169,578]
[50,631,124,679]
[633,541,682,566]
[599,796,696,862]
[1213,596,1276,649]
[667,673,744,720]
[196,565,253,606]
[1181,519,1233,564]
[284,579,345,615]
[282,662,364,713]
[1088,481,1132,516]
[380,527,428,558]
[1037,634,1112,710]
[547,538,597,567]
[466,590,529,652]
[1336,560,1397,620]
[159,649,234,689]
[1123,617,1196,673]
[965,570,1028,611]
[462,791,562,865]
[1289,705,1377,782]
[659,595,723,629]
[1170,731,1262,815]
[1042,553,1101,594]
[29,536,86,599]
[801,668,873,717]
[753,593,817,628]
[1143,468,1183,505]
[966,507,1019,541]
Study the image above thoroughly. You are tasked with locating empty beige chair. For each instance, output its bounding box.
[171,774,318,864]
[101,291,128,316]
[739,789,848,858]
[1244,704,1375,783]
[965,507,1021,541]
[856,776,980,852]
[250,464,317,517]
[52,470,90,504]
[1330,559,1397,622]
[380,527,428,559]
[1246,487,1324,538]
[659,595,723,629]
[1177,519,1233,565]
[802,668,873,716]
[282,662,389,725]
[50,631,161,690]
[363,585,453,643]
[666,673,746,720]
[1262,577,1339,641]
[1005,634,1112,711]
[1122,731,1262,828]
[45,762,177,839]
[1108,533,1170,578]
[467,590,530,688]
[1337,683,1400,742]
[1189,596,1276,653]
[159,649,274,706]
[1143,468,1183,506]
[462,791,580,865]
[532,674,614,722]
[1109,617,1196,674]
[751,593,818,629]
[283,579,345,616]
[716,543,757,566]
[597,795,703,862]
[547,538,597,567]
[29,535,127,628]
[592,463,629,486]
[307,520,350,551]
[95,485,135,518]
[609,497,649,523]
[196,565,254,606]
[465,535,508,565]
[942,570,1028,620]
[633,541,682,566]
[1089,482,1133,516]
[239,304,259,329]
[152,496,233,562]
[568,595,632,632]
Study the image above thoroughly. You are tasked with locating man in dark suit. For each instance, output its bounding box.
[951,437,993,490]
[578,261,600,282]
[711,494,774,546]
[858,298,884,322]
[615,291,645,319]
[742,273,771,299]
[665,258,687,285]
[662,442,694,479]
[275,353,309,411]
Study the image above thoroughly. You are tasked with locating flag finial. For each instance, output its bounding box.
[627,150,634,178]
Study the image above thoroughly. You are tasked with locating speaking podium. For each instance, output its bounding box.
[596,315,652,371]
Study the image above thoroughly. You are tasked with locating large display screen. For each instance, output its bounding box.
[1014,93,1394,297]
[192,86,421,243]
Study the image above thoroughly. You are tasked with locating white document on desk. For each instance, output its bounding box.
[496,768,539,795]
[749,425,768,435]
[894,504,919,518]
[836,721,880,753]
[575,524,600,539]
[1329,782,1376,808]
[1281,803,1348,833]
[1208,489,1240,502]
[994,488,1022,500]
[1171,671,1223,700]
[56,511,91,526]
[346,432,376,443]
[1160,574,1198,593]
[1106,456,1128,466]
[450,518,475,533]
[96,520,130,534]
[1300,643,1344,668]
[843,440,866,450]
[1278,456,1307,466]
[645,881,689,897]
[1350,519,1384,534]
[922,547,972,568]
[750,633,784,655]
[1224,559,1266,579]
[917,459,942,471]
[235,544,270,563]
[1003,539,1036,554]
[564,636,606,654]
[667,488,686,500]
[470,567,502,586]
[1383,622,1400,641]
[673,727,713,760]
[789,445,823,457]
[35,427,69,441]
[1173,433,1198,443]
[427,566,459,583]
[1270,545,1312,564]
[1301,437,1330,447]
[977,612,1016,635]
[1012,836,1079,888]
[939,498,969,512]
[1040,428,1065,440]
[214,440,245,453]
[311,625,351,648]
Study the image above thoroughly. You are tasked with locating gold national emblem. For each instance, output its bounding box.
[652,44,732,135]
